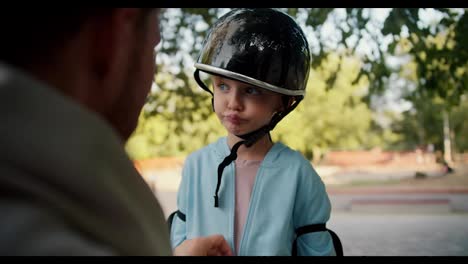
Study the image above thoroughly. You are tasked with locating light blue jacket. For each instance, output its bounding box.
[170,137,335,256]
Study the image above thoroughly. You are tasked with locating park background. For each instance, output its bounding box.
[128,8,468,255]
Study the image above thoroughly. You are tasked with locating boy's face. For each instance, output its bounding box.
[212,76,284,136]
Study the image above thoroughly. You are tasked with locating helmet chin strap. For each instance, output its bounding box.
[194,69,213,96]
[194,69,215,112]
[213,97,303,207]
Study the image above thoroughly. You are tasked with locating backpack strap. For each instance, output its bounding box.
[292,223,343,256]
[167,210,186,231]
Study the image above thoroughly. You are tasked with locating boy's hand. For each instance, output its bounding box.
[173,234,233,256]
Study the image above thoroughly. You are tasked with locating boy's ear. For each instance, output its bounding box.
[288,97,296,108]
[280,96,294,111]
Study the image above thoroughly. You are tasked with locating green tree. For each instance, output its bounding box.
[451,93,468,152]
[127,8,467,160]
[126,70,225,159]
[273,54,386,161]
[390,94,445,151]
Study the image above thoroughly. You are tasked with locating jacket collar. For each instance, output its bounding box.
[212,136,287,168]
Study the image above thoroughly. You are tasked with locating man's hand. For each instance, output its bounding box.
[173,234,233,256]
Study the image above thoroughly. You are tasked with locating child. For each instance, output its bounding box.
[170,8,337,256]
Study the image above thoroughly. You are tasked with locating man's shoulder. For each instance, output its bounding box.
[0,200,115,255]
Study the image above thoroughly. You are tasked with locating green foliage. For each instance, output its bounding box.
[126,8,468,160]
[389,91,468,153]
[273,54,377,161]
[390,93,445,151]
[381,9,467,106]
[126,70,225,159]
[451,94,468,152]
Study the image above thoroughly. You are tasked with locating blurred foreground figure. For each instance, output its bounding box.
[0,8,231,256]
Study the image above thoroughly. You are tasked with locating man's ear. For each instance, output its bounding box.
[89,8,140,81]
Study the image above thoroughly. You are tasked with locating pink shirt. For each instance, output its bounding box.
[234,159,261,255]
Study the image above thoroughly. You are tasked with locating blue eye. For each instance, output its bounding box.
[246,87,261,95]
[218,83,229,91]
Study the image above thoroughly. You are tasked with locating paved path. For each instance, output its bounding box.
[328,212,468,256]
[327,187,468,213]
[148,165,468,256]
[154,188,468,256]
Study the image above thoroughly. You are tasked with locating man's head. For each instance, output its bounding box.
[1,8,161,141]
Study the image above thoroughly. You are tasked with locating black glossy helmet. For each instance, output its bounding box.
[194,8,311,208]
[194,8,311,97]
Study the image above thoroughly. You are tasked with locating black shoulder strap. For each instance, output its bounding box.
[292,223,343,256]
[327,229,344,256]
[296,223,327,236]
[167,210,186,231]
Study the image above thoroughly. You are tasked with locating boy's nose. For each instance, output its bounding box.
[227,90,243,110]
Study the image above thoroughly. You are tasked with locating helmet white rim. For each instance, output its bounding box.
[195,63,305,97]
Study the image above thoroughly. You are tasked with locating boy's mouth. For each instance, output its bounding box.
[224,114,244,125]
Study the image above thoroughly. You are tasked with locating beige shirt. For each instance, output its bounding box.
[0,63,171,255]
[234,159,261,255]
